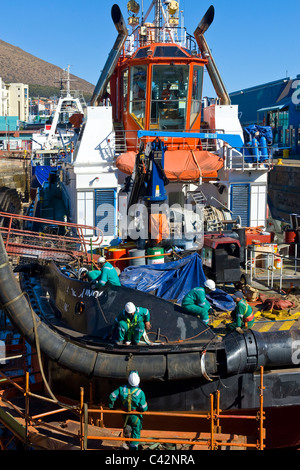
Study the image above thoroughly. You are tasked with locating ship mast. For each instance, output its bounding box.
[154,0,162,42]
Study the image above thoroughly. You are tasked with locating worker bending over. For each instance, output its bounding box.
[112,302,151,345]
[109,370,148,450]
[226,291,255,333]
[91,256,121,288]
[182,279,216,325]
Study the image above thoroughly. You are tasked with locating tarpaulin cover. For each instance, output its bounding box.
[119,252,235,310]
[244,125,273,145]
[116,150,223,181]
[31,165,52,187]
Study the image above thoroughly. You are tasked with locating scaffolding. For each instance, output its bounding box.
[0,367,266,451]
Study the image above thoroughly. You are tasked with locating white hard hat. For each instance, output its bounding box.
[125,302,136,314]
[78,267,88,277]
[204,279,216,291]
[128,371,140,387]
[97,256,106,263]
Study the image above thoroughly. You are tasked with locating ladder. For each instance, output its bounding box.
[113,122,127,155]
[188,190,207,206]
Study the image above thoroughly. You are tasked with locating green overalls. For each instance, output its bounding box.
[227,299,255,330]
[113,307,150,344]
[88,262,121,288]
[109,384,148,449]
[182,287,212,325]
[98,262,121,287]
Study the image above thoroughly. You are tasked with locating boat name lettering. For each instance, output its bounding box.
[78,288,102,299]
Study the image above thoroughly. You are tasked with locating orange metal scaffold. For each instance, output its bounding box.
[0,367,265,450]
[79,367,265,450]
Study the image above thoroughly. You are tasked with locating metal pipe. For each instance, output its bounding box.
[193,6,231,105]
[90,4,128,106]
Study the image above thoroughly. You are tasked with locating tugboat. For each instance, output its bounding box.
[1,2,299,450]
[61,1,273,255]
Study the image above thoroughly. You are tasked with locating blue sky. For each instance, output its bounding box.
[0,0,299,96]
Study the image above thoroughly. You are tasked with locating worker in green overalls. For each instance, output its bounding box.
[226,291,255,333]
[112,302,151,345]
[86,256,121,289]
[96,256,121,287]
[181,279,216,325]
[108,370,148,450]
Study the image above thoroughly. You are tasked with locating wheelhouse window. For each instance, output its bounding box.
[150,64,189,130]
[129,65,147,129]
[123,69,128,111]
[190,65,204,128]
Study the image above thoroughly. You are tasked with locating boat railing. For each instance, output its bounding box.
[0,211,103,264]
[113,127,225,156]
[245,244,300,291]
[223,144,274,171]
[109,128,275,171]
[123,26,198,57]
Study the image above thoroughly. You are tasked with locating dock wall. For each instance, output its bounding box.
[0,157,29,199]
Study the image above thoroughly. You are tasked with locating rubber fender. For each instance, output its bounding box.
[167,352,203,380]
[58,342,98,377]
[223,330,258,375]
[33,321,67,362]
[253,329,300,368]
[93,352,166,380]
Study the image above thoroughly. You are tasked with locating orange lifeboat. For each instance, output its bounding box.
[116,149,223,181]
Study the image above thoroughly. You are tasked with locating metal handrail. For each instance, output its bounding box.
[109,128,274,171]
[0,211,104,263]
[245,244,299,290]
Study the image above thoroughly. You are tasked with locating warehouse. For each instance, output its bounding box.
[230,75,300,156]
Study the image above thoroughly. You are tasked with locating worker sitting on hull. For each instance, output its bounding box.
[109,370,148,450]
[112,302,151,345]
[226,291,255,333]
[181,279,216,325]
[91,257,121,288]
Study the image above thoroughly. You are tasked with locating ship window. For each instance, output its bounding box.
[190,66,204,128]
[150,64,189,130]
[123,69,128,111]
[129,65,147,129]
[77,191,94,236]
[134,47,151,58]
[153,46,189,58]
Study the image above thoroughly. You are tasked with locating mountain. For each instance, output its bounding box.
[0,39,94,96]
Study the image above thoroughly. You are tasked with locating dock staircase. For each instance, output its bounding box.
[113,122,127,155]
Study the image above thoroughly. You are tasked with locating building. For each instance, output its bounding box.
[8,83,29,122]
[230,76,300,155]
[0,78,9,117]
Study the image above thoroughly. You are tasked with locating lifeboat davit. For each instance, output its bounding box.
[116,149,224,181]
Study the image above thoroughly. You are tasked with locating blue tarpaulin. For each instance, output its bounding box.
[244,125,273,145]
[119,252,235,311]
[31,165,52,187]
